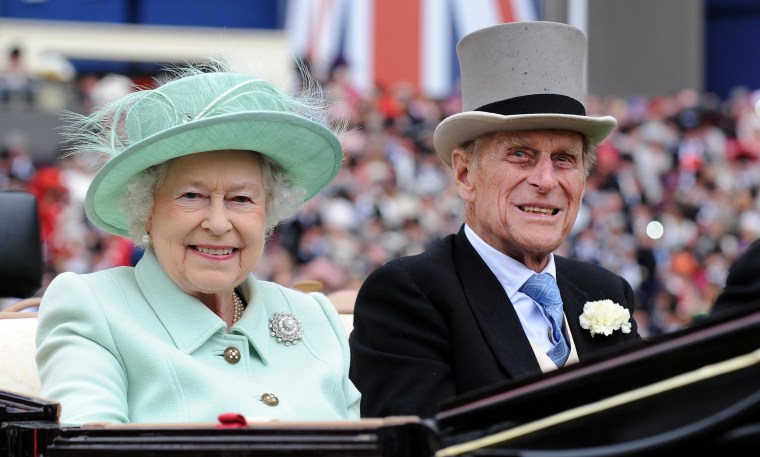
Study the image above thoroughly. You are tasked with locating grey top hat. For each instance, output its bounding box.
[433,21,617,166]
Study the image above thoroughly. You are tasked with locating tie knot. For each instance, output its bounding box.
[520,273,562,308]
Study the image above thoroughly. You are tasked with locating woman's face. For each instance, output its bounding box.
[145,150,267,299]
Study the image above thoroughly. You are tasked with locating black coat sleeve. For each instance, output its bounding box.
[349,260,455,419]
[712,240,760,314]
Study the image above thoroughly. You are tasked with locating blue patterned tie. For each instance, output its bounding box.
[519,273,570,367]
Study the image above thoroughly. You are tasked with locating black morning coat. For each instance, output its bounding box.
[712,238,760,315]
[349,224,642,419]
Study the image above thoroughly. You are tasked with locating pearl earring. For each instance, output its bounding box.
[141,233,151,245]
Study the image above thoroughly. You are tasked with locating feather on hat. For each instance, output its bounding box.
[62,60,343,237]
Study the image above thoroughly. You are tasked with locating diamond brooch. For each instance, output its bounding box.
[269,312,303,345]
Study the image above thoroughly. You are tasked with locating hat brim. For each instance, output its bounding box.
[85,111,342,237]
[433,112,617,166]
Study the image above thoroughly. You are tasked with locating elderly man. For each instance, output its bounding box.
[349,21,642,419]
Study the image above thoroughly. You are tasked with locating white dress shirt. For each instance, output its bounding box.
[464,224,579,370]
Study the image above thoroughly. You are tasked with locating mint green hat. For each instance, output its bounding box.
[65,63,343,237]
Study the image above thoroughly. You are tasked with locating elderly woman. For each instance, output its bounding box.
[35,60,360,424]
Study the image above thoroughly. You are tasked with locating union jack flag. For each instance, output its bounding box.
[286,0,542,99]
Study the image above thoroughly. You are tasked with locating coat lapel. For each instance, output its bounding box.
[555,258,617,357]
[453,228,542,378]
[556,272,590,352]
[135,248,226,353]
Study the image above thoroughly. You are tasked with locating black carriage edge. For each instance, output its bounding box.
[1,303,758,456]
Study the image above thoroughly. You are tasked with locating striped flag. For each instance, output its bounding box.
[286,0,541,99]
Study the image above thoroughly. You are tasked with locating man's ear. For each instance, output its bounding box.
[451,148,475,202]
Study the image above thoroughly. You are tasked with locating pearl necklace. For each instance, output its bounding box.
[232,290,245,323]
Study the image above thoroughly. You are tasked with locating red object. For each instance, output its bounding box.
[216,412,248,428]
[25,167,68,258]
[374,0,421,94]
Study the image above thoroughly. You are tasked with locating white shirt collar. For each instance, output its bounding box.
[464,224,557,295]
[463,225,578,371]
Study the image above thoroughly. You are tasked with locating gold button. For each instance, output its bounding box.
[260,393,279,407]
[223,346,241,364]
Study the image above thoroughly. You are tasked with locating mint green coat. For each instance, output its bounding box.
[35,249,360,425]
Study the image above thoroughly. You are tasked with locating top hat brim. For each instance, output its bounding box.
[85,111,342,237]
[433,111,617,167]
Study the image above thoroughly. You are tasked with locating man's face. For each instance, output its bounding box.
[452,129,586,270]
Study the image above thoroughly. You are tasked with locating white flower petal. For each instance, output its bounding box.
[579,299,631,337]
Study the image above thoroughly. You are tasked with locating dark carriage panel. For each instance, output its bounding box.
[433,304,760,456]
[42,418,440,457]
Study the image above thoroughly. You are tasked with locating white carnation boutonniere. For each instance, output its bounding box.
[579,299,632,337]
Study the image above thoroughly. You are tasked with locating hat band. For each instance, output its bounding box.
[476,94,586,117]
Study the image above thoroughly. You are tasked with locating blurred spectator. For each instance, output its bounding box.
[0,46,36,108]
[4,131,36,183]
[25,167,68,263]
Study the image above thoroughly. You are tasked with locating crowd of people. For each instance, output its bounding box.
[3,48,760,339]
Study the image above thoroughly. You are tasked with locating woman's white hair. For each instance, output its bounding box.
[120,151,304,248]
